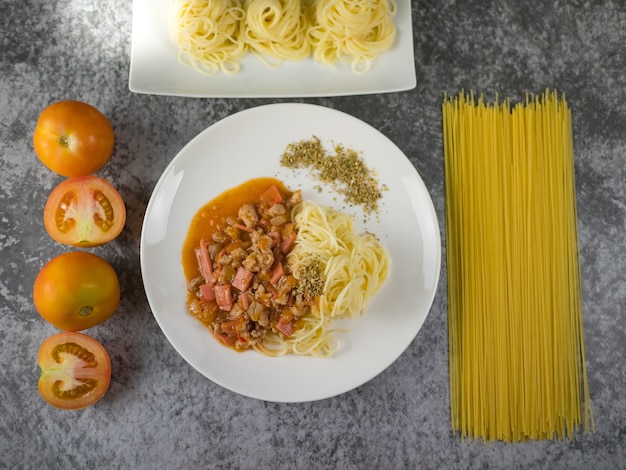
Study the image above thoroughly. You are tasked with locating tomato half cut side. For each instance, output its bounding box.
[44,175,126,247]
[38,331,112,410]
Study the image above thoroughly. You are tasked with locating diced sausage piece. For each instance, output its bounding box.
[196,240,214,283]
[199,282,215,301]
[215,332,237,346]
[232,266,254,292]
[267,231,281,246]
[275,318,294,337]
[240,291,250,310]
[221,316,248,337]
[281,223,297,253]
[270,261,284,286]
[260,185,283,206]
[214,285,233,311]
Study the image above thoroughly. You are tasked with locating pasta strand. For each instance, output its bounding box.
[443,90,594,442]
[170,0,397,74]
[255,199,389,357]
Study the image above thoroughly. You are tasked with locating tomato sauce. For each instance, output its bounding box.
[181,177,291,281]
[181,177,307,351]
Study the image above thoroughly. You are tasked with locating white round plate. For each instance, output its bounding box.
[140,103,441,402]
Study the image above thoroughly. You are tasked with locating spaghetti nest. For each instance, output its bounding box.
[170,0,247,75]
[244,0,311,66]
[307,0,397,72]
[170,0,397,74]
[258,200,390,357]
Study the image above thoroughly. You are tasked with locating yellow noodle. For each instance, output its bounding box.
[443,90,594,442]
[307,0,397,72]
[243,0,311,66]
[256,304,340,357]
[254,199,389,357]
[289,200,390,320]
[170,0,397,73]
[170,0,247,75]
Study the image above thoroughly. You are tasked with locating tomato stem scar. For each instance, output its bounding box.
[79,306,93,317]
[59,135,71,148]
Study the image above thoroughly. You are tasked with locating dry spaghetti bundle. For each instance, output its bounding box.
[442,90,594,442]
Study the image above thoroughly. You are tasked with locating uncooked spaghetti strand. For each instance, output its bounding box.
[443,90,593,442]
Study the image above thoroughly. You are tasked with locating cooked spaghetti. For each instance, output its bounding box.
[170,0,247,75]
[442,90,594,441]
[306,0,397,72]
[182,178,389,357]
[170,0,398,73]
[287,199,389,320]
[243,0,311,66]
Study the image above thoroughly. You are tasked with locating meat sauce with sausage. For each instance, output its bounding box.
[182,178,310,351]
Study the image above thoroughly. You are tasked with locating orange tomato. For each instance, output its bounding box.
[38,331,112,410]
[33,251,120,331]
[33,100,114,177]
[43,175,126,247]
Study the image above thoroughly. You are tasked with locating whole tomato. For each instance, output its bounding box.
[33,251,120,331]
[38,331,112,410]
[33,100,115,177]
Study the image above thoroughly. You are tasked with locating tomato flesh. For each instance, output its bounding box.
[38,331,112,410]
[33,251,120,331]
[33,100,114,177]
[44,175,126,247]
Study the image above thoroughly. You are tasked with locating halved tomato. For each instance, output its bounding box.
[38,331,112,410]
[44,175,126,247]
[33,100,115,177]
[33,251,120,331]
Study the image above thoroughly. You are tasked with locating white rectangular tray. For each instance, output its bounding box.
[129,0,416,98]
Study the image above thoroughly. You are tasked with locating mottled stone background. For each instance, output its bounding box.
[1,0,625,468]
